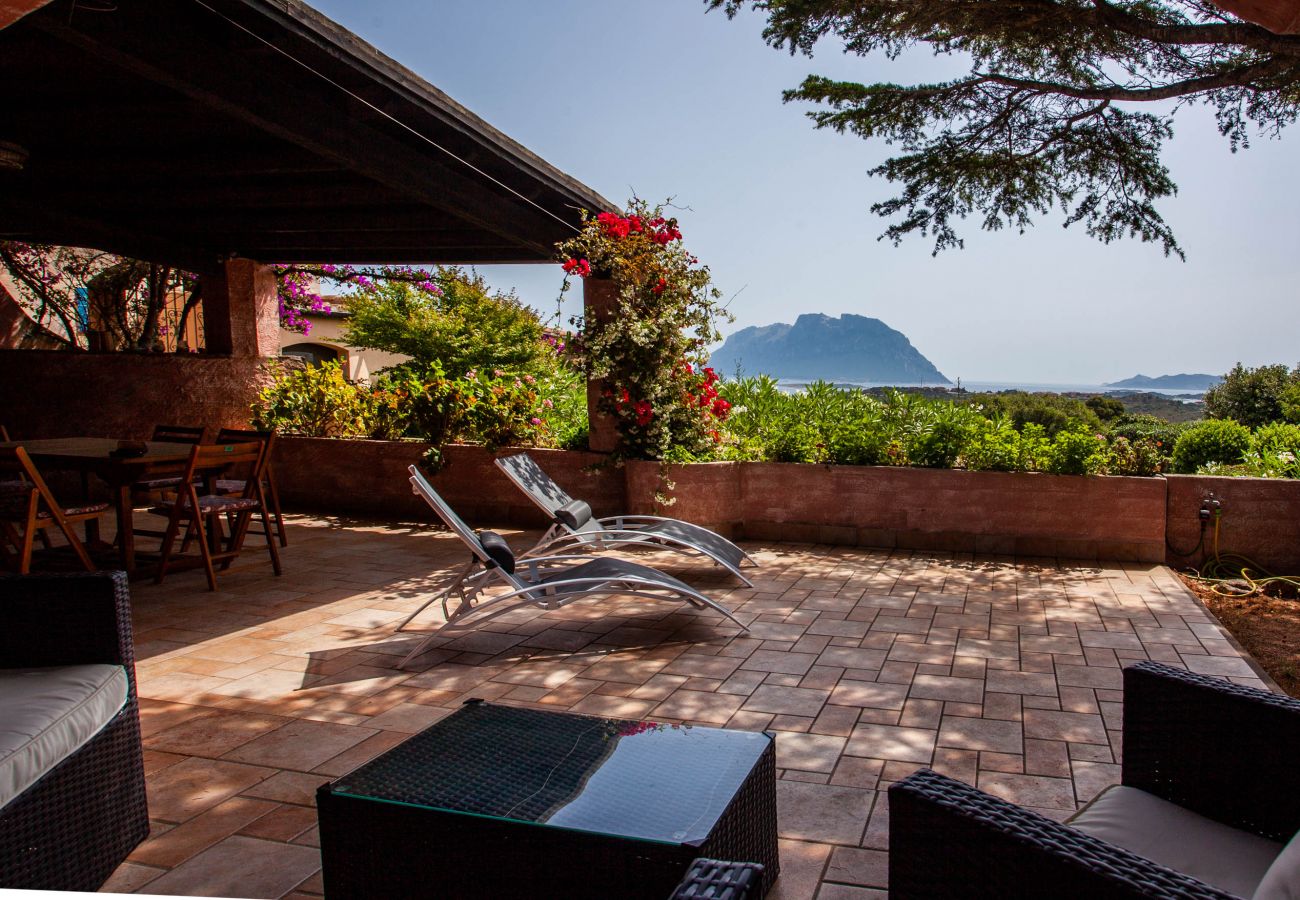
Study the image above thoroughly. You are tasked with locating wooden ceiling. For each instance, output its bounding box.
[0,0,614,272]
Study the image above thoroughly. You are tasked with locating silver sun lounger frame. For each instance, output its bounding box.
[396,466,749,668]
[493,452,758,586]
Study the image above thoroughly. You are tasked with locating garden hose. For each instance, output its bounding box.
[1181,508,1300,597]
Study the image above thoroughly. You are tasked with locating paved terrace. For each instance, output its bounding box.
[99,514,1269,898]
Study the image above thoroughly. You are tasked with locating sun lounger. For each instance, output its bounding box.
[494,452,757,586]
[396,466,749,668]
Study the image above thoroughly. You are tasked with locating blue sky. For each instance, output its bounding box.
[312,0,1299,384]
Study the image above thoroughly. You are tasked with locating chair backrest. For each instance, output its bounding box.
[494,453,575,517]
[216,428,275,450]
[216,428,276,474]
[0,446,61,520]
[178,442,266,500]
[152,424,205,444]
[408,466,523,587]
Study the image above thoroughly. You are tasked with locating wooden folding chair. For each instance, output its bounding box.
[214,428,287,547]
[131,424,206,496]
[0,446,108,574]
[152,442,282,591]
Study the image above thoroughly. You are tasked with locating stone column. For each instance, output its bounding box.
[202,258,280,358]
[583,277,620,453]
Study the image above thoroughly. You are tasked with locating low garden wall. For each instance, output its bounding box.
[273,439,624,525]
[1165,474,1300,573]
[0,349,275,440]
[630,460,1168,562]
[271,438,1300,569]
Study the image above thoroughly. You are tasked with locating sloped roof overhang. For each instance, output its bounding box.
[0,0,614,272]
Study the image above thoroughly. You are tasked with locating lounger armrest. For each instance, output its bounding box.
[888,769,1235,900]
[0,572,136,679]
[1122,661,1300,840]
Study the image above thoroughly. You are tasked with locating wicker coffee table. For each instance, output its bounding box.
[317,700,779,899]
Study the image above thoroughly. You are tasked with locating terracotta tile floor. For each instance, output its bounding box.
[94,513,1272,898]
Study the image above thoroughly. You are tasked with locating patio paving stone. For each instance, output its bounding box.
[83,512,1276,897]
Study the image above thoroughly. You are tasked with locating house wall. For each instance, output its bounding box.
[0,349,275,440]
[279,315,407,382]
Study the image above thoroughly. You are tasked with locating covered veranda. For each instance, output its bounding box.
[0,0,613,437]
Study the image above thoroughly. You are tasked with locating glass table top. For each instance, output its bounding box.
[329,700,772,845]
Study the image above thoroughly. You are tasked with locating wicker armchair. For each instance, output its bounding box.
[0,571,149,891]
[889,661,1300,899]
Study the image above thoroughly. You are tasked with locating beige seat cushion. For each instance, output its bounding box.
[0,665,129,809]
[1256,831,1300,900]
[1069,785,1282,898]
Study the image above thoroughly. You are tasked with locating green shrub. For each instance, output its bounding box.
[535,367,588,450]
[1086,395,1126,421]
[1046,428,1106,475]
[1105,413,1188,448]
[1106,436,1164,476]
[1242,422,1300,478]
[1171,419,1252,473]
[1203,363,1298,428]
[907,404,978,468]
[970,391,1100,437]
[963,417,1022,471]
[342,267,553,377]
[251,361,368,437]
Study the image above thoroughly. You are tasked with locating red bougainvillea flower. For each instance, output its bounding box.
[596,211,631,239]
[628,215,644,233]
[562,257,591,278]
[712,398,731,419]
[619,388,631,405]
[652,277,667,295]
[634,401,654,426]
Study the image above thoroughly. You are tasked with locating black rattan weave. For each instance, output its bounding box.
[888,661,1300,899]
[670,858,764,899]
[0,571,149,891]
[1122,661,1300,843]
[317,702,780,899]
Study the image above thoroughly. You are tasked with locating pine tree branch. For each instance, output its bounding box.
[975,56,1292,100]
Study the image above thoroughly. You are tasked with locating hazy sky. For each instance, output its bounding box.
[312,0,1298,385]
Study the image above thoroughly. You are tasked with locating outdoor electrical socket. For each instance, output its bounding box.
[1199,493,1222,521]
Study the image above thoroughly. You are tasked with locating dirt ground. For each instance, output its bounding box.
[1179,573,1300,698]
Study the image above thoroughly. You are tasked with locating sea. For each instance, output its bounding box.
[776,379,1208,400]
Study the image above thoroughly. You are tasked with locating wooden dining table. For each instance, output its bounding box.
[1,436,228,576]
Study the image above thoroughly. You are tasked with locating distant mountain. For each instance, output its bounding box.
[1104,373,1222,390]
[710,313,949,384]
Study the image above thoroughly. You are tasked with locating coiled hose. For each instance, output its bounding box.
[1182,512,1300,597]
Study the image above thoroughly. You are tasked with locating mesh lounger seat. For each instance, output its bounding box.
[397,466,750,668]
[494,452,757,586]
